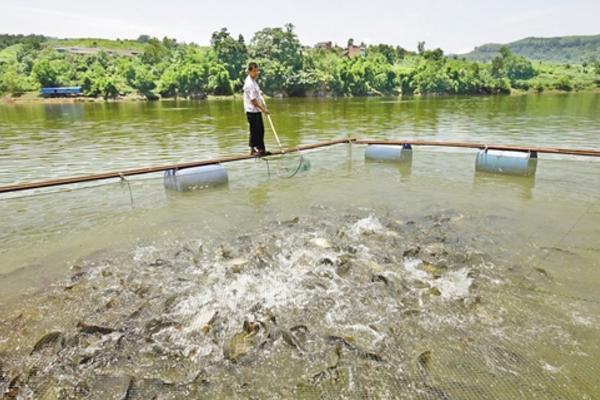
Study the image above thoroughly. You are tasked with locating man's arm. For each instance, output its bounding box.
[251,98,269,114]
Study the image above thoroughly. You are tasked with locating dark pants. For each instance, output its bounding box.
[246,112,265,151]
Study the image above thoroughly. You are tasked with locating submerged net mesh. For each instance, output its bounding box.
[263,152,312,179]
[1,147,599,399]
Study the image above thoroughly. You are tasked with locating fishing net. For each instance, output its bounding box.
[263,113,311,178]
[263,151,311,179]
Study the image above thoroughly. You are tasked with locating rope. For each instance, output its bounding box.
[119,173,134,209]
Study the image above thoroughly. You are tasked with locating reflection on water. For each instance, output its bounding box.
[474,172,536,199]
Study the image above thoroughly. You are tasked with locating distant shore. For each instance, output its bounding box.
[2,89,598,105]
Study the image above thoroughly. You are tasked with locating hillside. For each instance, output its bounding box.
[1,30,598,100]
[463,35,600,63]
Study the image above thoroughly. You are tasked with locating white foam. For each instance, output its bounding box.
[541,361,561,373]
[132,245,160,263]
[436,268,473,300]
[570,312,593,327]
[403,258,430,281]
[351,216,385,236]
[403,258,473,300]
[174,245,332,328]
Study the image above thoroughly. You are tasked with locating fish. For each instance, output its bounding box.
[145,318,180,335]
[318,257,334,266]
[148,258,171,267]
[290,324,309,334]
[77,321,117,335]
[420,262,446,279]
[281,329,305,353]
[223,321,260,362]
[371,274,390,285]
[123,371,207,399]
[417,350,432,370]
[308,344,342,385]
[30,331,64,355]
[533,267,551,278]
[324,335,382,362]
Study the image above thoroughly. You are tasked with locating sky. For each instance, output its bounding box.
[1,0,599,54]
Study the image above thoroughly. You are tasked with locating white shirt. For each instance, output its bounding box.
[243,75,263,113]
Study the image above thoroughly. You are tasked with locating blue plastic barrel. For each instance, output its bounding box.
[365,144,412,162]
[164,164,228,192]
[475,149,537,177]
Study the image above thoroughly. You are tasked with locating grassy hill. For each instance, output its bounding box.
[463,35,600,63]
[45,38,148,51]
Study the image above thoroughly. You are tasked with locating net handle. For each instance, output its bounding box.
[262,96,284,154]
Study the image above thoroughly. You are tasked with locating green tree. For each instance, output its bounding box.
[127,62,157,99]
[412,60,453,95]
[100,76,120,99]
[141,38,171,65]
[592,58,600,75]
[211,28,248,83]
[0,34,45,51]
[157,47,210,98]
[250,23,303,70]
[162,36,178,49]
[207,62,233,95]
[505,55,535,81]
[491,46,535,82]
[32,58,60,87]
[0,63,33,95]
[491,53,505,78]
[249,24,304,96]
[554,76,573,91]
[157,67,179,97]
[422,48,444,62]
[368,44,396,64]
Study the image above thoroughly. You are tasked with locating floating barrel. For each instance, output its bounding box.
[365,144,412,162]
[475,149,537,177]
[164,164,228,192]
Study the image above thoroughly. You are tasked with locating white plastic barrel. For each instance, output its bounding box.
[365,144,413,162]
[475,149,537,177]
[164,164,228,192]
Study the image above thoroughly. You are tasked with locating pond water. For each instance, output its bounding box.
[0,94,599,398]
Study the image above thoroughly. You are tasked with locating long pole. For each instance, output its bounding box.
[355,139,600,157]
[261,96,284,153]
[266,114,284,153]
[0,138,354,194]
[2,138,598,194]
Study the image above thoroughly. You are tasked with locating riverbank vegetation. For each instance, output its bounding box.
[1,27,599,100]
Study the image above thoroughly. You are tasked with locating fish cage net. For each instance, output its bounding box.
[1,145,600,399]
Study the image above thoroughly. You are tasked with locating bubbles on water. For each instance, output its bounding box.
[2,207,599,398]
[350,215,385,237]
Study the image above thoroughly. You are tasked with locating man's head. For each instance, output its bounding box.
[248,62,260,79]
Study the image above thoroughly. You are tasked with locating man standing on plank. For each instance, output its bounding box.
[243,62,271,156]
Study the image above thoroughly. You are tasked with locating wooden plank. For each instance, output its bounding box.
[2,136,598,194]
[355,139,600,157]
[0,137,355,194]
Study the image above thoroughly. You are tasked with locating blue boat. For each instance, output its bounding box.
[40,87,83,97]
